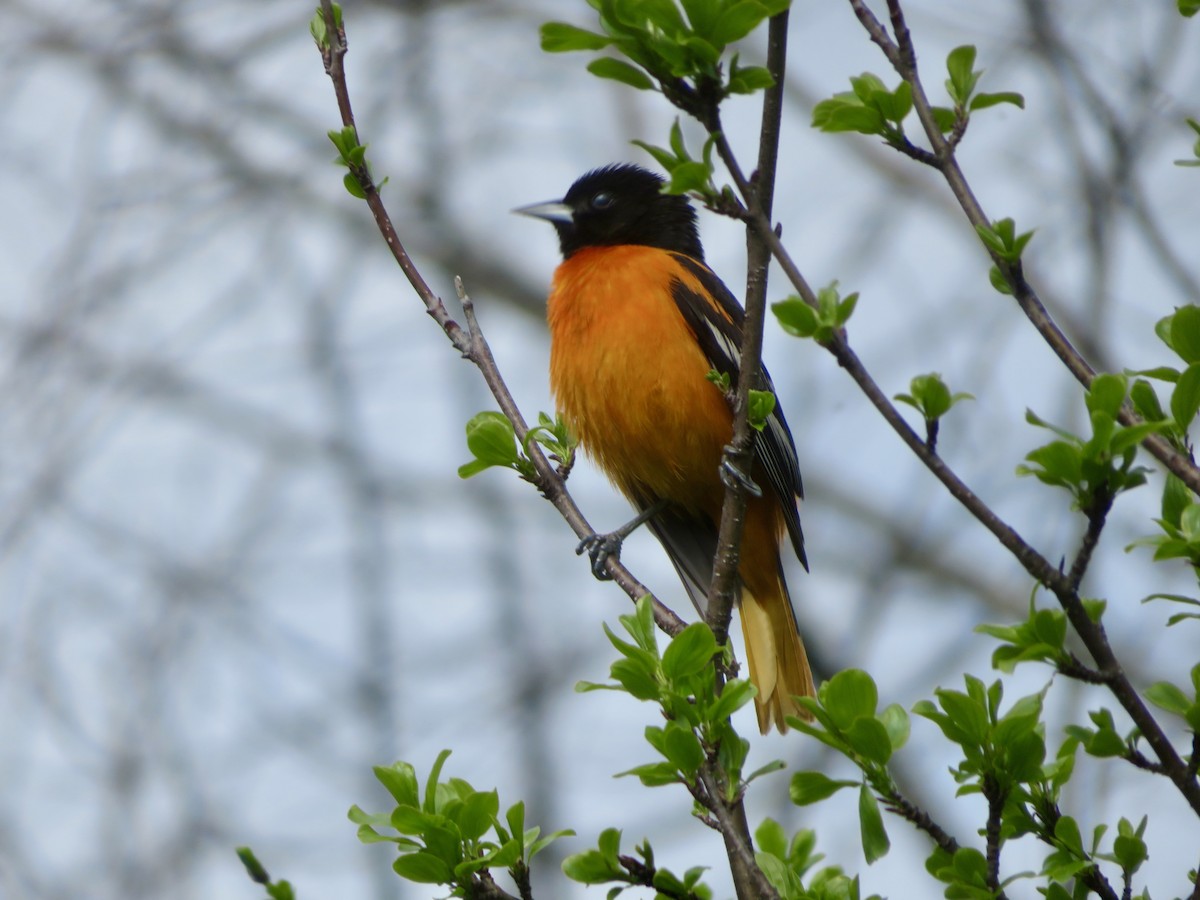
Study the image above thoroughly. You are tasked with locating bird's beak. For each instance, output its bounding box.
[512,200,574,224]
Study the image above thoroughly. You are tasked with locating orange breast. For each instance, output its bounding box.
[547,245,733,515]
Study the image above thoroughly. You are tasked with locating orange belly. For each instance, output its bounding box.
[547,245,734,516]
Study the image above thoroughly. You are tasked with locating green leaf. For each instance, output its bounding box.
[1112,817,1149,874]
[949,847,988,887]
[662,621,717,681]
[931,106,958,133]
[821,669,878,729]
[393,851,453,884]
[1171,363,1200,428]
[1054,815,1084,856]
[1020,441,1082,489]
[844,717,894,765]
[812,98,887,135]
[528,827,576,861]
[609,657,661,701]
[790,771,857,806]
[660,722,705,774]
[461,411,520,476]
[858,784,891,863]
[706,369,731,391]
[237,846,272,885]
[711,1,774,46]
[709,678,756,721]
[457,789,499,842]
[773,296,818,337]
[1130,378,1167,422]
[744,758,787,785]
[666,160,713,195]
[969,91,1025,111]
[747,389,776,432]
[587,57,656,90]
[598,826,622,867]
[1086,373,1127,419]
[988,264,1013,294]
[753,820,788,866]
[879,703,911,751]
[540,21,612,52]
[616,761,680,786]
[727,64,775,94]
[1170,306,1200,363]
[374,761,421,809]
[425,749,452,813]
[945,45,978,103]
[343,172,367,199]
[563,847,621,884]
[681,0,722,37]
[1144,681,1191,716]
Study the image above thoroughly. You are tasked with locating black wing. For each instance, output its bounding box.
[669,253,807,570]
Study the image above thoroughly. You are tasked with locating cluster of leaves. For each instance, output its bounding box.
[348,751,572,896]
[307,2,341,51]
[895,372,973,450]
[785,670,909,866]
[978,590,1104,675]
[326,124,386,199]
[1122,307,1200,609]
[812,46,1023,145]
[772,281,858,345]
[576,597,773,794]
[976,217,1035,294]
[1133,306,1200,453]
[918,678,1152,899]
[570,599,880,900]
[1019,373,1162,515]
[563,828,713,899]
[458,411,575,482]
[753,820,881,900]
[634,119,719,198]
[541,0,789,98]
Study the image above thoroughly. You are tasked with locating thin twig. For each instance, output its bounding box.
[878,782,960,858]
[1066,494,1112,593]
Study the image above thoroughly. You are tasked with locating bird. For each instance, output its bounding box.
[516,163,814,733]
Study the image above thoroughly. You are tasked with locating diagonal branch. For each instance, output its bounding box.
[844,0,1200,498]
[314,0,687,638]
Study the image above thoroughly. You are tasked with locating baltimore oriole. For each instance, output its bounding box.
[517,164,813,733]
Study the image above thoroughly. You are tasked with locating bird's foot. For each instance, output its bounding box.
[720,446,763,497]
[577,532,622,580]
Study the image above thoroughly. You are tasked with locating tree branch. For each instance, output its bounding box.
[315,0,687,641]
[844,0,1200,498]
[707,10,791,650]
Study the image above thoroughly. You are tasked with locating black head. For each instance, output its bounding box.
[515,164,704,261]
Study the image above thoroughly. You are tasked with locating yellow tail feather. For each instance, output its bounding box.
[739,585,815,734]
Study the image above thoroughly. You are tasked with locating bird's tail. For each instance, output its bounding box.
[739,578,815,734]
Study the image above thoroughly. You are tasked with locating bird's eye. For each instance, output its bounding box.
[591,191,614,210]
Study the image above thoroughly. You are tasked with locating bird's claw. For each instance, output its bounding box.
[720,450,763,497]
[577,532,621,580]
